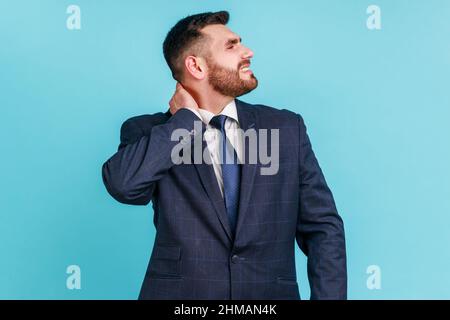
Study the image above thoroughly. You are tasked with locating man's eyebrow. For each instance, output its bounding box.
[225,37,242,46]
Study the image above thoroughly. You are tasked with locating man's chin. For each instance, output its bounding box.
[235,81,258,97]
[246,77,258,90]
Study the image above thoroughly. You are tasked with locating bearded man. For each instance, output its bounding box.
[102,11,347,300]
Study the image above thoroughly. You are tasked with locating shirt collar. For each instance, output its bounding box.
[197,99,239,126]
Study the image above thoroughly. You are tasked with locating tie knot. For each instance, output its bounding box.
[209,114,227,131]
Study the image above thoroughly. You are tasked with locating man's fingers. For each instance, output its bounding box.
[170,82,198,113]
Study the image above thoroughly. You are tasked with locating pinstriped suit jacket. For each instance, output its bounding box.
[101,99,347,300]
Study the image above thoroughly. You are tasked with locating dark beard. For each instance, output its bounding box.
[206,59,258,97]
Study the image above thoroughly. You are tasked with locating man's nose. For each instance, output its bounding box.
[242,45,254,59]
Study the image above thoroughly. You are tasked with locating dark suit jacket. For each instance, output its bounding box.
[102,99,347,300]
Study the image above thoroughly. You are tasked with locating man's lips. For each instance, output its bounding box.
[241,69,253,75]
[239,62,252,73]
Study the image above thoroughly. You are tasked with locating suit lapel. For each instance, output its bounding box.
[190,123,234,243]
[188,100,258,244]
[234,99,258,242]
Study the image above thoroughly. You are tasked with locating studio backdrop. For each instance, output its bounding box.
[1,0,449,299]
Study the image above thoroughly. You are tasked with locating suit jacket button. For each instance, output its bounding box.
[231,255,239,263]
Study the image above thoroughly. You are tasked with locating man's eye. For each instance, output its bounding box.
[227,45,234,50]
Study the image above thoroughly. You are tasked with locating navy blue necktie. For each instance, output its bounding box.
[209,115,241,236]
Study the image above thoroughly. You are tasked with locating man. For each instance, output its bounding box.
[102,11,347,300]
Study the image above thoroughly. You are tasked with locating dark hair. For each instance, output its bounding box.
[163,11,230,81]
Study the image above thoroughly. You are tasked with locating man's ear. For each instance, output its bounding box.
[184,55,207,80]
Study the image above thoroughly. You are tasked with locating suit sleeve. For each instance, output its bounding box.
[101,108,200,205]
[117,117,147,151]
[295,114,347,300]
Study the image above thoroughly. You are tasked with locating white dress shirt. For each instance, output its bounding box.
[185,100,242,197]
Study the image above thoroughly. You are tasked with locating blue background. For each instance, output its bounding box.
[1,0,449,299]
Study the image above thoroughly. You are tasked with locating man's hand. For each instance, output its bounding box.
[169,83,199,115]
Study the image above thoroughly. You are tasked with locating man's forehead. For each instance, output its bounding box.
[201,24,239,43]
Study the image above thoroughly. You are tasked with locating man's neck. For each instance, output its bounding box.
[193,90,234,115]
